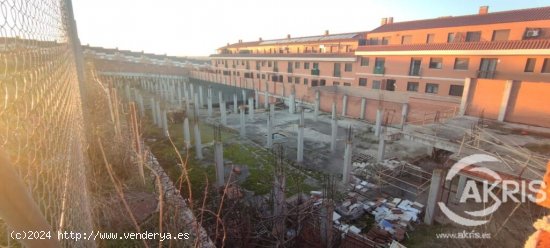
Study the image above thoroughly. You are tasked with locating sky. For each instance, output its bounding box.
[72,0,549,57]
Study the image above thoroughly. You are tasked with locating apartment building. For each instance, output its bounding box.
[191,6,550,127]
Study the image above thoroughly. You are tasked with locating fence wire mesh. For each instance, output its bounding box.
[0,0,95,247]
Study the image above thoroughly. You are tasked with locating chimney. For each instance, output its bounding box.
[479,6,489,15]
[387,17,394,24]
[227,42,230,46]
[287,34,291,39]
[325,30,329,36]
[238,39,242,43]
[259,37,263,41]
[381,17,387,25]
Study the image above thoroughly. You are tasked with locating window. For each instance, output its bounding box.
[344,63,353,72]
[429,58,443,69]
[360,57,369,66]
[425,83,439,94]
[407,82,419,92]
[542,59,550,73]
[288,76,292,83]
[294,77,300,84]
[295,62,300,69]
[262,74,266,79]
[525,58,536,72]
[372,80,381,89]
[449,85,464,96]
[466,31,481,42]
[268,61,272,67]
[333,63,341,77]
[313,63,319,69]
[409,58,422,76]
[333,81,340,86]
[320,79,326,86]
[426,34,435,44]
[454,58,469,70]
[401,35,412,44]
[343,82,351,86]
[447,33,456,43]
[304,78,309,85]
[278,75,283,82]
[374,58,385,74]
[359,78,367,86]
[492,29,510,41]
[311,80,318,86]
[261,61,266,66]
[304,62,310,69]
[382,37,390,45]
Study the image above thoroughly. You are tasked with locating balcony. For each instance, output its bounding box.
[409,68,422,76]
[273,67,279,72]
[311,68,320,76]
[373,66,385,74]
[477,70,496,79]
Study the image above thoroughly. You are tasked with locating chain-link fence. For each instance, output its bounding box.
[0,0,95,247]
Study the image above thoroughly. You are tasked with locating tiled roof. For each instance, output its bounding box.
[355,39,550,52]
[371,6,550,33]
[210,52,356,58]
[221,32,366,49]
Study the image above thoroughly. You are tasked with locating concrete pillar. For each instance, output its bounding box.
[220,101,227,126]
[458,78,472,116]
[124,84,131,101]
[162,110,169,137]
[342,126,353,184]
[240,106,246,138]
[194,120,203,159]
[218,91,223,105]
[297,110,305,162]
[155,100,162,128]
[424,169,444,225]
[255,90,259,109]
[242,89,246,104]
[264,91,269,109]
[199,85,204,107]
[184,82,189,100]
[137,93,145,116]
[455,175,467,203]
[194,92,200,117]
[374,109,382,137]
[400,103,409,129]
[248,97,254,120]
[183,117,191,148]
[267,110,273,148]
[190,84,195,103]
[215,141,224,187]
[233,93,238,113]
[314,99,320,122]
[150,98,157,125]
[289,93,296,114]
[360,97,366,120]
[342,94,348,116]
[270,102,275,120]
[177,83,182,106]
[330,102,338,153]
[377,132,386,162]
[498,80,513,122]
[207,87,213,117]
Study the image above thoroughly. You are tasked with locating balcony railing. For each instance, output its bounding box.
[311,68,320,76]
[373,66,385,74]
[409,68,422,76]
[274,67,279,72]
[477,70,496,79]
[288,68,293,73]
[333,71,341,77]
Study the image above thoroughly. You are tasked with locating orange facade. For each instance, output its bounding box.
[191,6,550,127]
